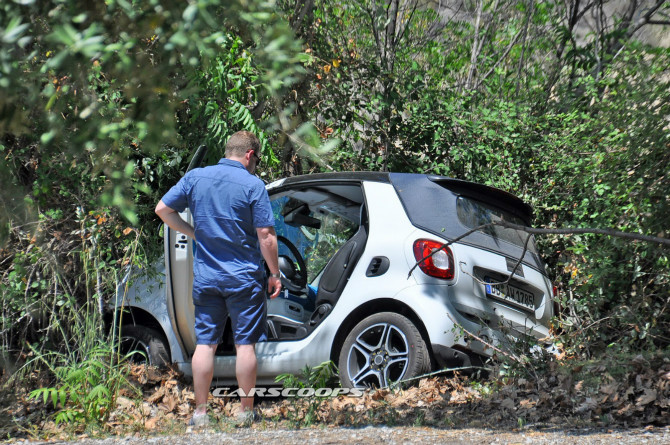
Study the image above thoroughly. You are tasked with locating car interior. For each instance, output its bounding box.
[216,183,367,355]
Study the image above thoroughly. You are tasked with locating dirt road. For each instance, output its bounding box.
[18,425,670,444]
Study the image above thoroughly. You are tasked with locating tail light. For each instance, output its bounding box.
[552,284,562,317]
[412,239,454,280]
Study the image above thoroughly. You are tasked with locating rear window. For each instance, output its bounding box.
[456,197,538,254]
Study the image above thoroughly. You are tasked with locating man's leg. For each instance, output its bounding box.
[192,344,217,415]
[235,343,257,412]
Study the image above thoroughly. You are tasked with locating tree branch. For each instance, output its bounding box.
[515,0,536,96]
[498,221,670,247]
[290,0,314,35]
[361,2,385,66]
[385,0,400,71]
[465,0,484,91]
[629,0,668,37]
[473,27,524,90]
[394,0,419,59]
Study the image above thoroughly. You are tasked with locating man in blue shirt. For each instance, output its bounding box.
[155,131,282,426]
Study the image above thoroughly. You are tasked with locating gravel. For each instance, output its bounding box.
[14,425,670,445]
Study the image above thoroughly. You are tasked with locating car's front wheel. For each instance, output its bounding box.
[338,312,430,388]
[120,325,170,367]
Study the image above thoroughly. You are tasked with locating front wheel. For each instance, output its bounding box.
[120,325,170,367]
[338,312,430,388]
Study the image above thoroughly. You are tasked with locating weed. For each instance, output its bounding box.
[413,409,425,426]
[383,407,398,426]
[275,360,339,428]
[276,360,339,390]
[11,222,145,434]
[441,416,455,427]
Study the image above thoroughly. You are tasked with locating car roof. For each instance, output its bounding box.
[266,171,391,190]
[267,172,531,217]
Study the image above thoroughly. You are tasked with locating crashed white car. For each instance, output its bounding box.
[115,155,555,388]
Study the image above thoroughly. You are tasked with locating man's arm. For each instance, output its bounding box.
[257,226,282,299]
[155,200,195,240]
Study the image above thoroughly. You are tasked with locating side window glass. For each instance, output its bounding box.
[307,211,357,277]
[271,197,315,276]
[271,195,359,281]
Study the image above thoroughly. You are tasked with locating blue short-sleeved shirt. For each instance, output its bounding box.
[161,159,274,290]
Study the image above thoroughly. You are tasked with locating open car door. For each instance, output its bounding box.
[165,145,207,356]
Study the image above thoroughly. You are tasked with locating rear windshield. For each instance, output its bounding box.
[456,196,538,254]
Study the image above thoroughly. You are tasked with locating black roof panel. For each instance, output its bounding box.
[275,171,391,187]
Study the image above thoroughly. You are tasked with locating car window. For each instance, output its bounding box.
[456,196,538,254]
[271,195,358,281]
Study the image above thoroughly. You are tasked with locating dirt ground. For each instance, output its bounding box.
[10,425,670,445]
[3,352,669,442]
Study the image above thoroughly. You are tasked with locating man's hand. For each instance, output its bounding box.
[257,226,282,299]
[155,200,195,240]
[267,276,282,299]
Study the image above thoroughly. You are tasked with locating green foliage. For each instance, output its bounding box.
[3,205,144,431]
[0,0,305,229]
[275,360,339,390]
[28,340,136,426]
[0,0,305,391]
[186,33,280,176]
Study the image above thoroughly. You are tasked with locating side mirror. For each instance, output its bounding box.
[187,144,208,172]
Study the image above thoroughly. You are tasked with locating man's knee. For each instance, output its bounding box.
[194,344,218,355]
[235,343,256,353]
[192,344,218,368]
[235,344,257,365]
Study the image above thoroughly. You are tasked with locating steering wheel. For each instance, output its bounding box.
[277,235,308,292]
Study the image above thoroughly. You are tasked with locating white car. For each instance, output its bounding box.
[115,153,555,388]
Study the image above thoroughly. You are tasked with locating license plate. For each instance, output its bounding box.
[485,280,535,311]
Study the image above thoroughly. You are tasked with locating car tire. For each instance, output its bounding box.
[120,325,170,367]
[338,312,430,388]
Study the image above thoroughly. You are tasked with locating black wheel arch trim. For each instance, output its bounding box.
[108,306,168,342]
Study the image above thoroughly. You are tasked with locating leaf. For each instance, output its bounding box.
[163,395,178,412]
[636,389,657,406]
[600,383,618,395]
[89,384,111,401]
[2,17,29,43]
[148,386,166,404]
[51,388,59,408]
[182,4,198,23]
[145,416,160,430]
[501,398,516,411]
[575,397,597,413]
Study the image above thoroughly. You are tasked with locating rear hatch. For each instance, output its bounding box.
[390,174,552,339]
[390,174,542,269]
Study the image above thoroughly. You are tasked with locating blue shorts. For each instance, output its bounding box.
[192,280,267,345]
